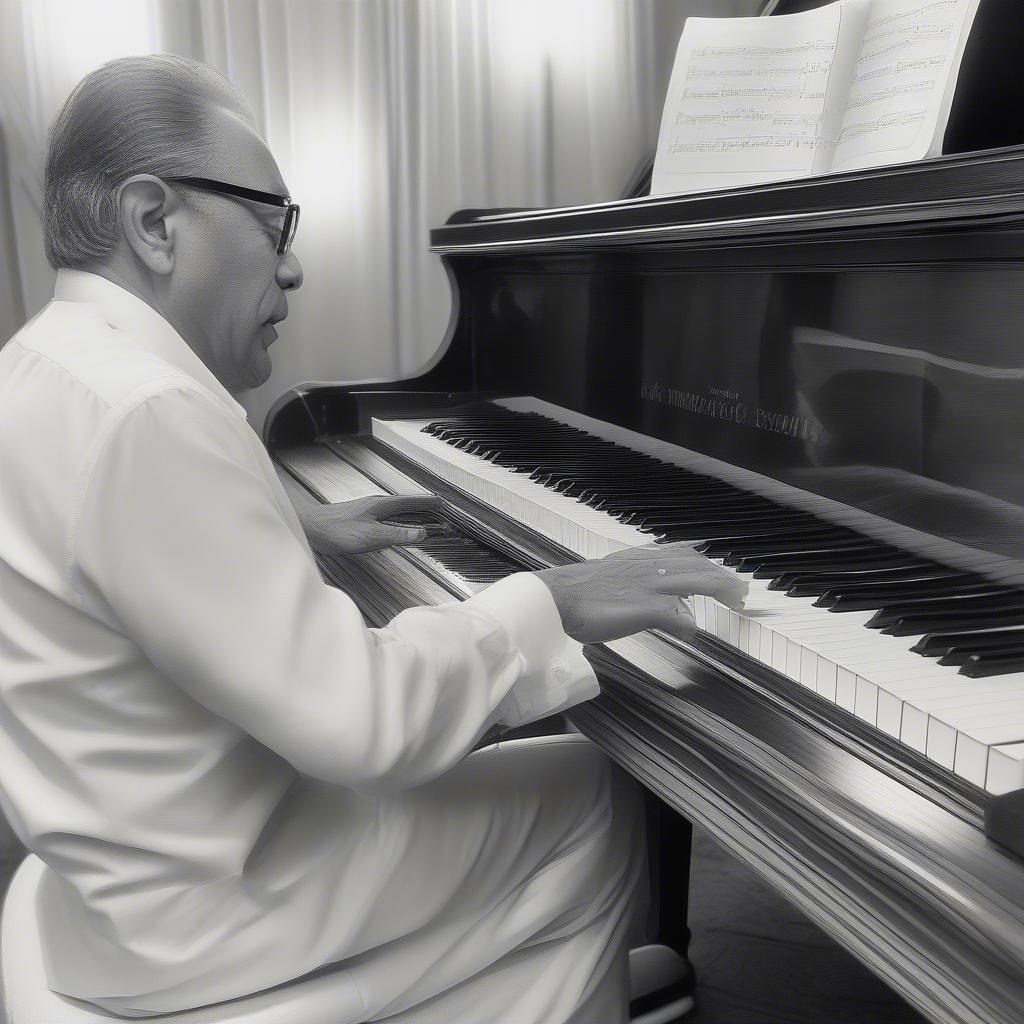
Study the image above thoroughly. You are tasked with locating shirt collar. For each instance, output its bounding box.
[52,269,249,421]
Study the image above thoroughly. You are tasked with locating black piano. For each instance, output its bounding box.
[267,4,1024,1021]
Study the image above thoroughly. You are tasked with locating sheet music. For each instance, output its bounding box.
[831,0,980,172]
[651,2,868,196]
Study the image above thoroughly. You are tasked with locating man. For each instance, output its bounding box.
[0,55,745,1023]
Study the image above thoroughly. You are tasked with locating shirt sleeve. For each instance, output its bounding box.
[71,386,597,794]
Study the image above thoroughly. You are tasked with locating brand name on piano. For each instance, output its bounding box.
[640,382,821,442]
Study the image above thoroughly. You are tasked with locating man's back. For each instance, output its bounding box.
[0,275,326,1010]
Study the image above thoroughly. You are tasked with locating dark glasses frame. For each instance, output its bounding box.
[165,176,300,255]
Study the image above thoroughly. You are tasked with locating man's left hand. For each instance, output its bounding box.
[300,494,447,555]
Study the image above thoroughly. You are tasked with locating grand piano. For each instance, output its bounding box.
[266,3,1024,1020]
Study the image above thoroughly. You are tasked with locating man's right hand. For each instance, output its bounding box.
[534,542,747,645]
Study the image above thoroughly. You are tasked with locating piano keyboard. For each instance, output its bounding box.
[371,397,1024,795]
[276,445,522,597]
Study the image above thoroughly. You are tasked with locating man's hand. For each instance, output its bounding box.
[534,542,747,644]
[300,495,446,555]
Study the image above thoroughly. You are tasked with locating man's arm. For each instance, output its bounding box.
[71,386,596,793]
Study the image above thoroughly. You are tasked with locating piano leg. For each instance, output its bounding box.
[645,791,693,963]
[627,792,698,1021]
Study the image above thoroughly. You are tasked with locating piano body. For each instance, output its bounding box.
[265,7,1024,1019]
[268,146,1024,1024]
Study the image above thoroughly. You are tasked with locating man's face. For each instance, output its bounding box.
[168,106,303,392]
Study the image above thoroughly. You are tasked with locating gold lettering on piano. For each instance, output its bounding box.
[640,381,821,443]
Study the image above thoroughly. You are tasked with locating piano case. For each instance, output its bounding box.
[268,4,1024,1021]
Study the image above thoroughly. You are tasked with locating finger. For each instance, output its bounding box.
[650,597,698,643]
[653,571,748,610]
[698,569,748,610]
[376,524,429,547]
[605,542,693,561]
[370,494,445,518]
[325,495,382,516]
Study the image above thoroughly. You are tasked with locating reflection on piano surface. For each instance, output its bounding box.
[270,147,1024,1024]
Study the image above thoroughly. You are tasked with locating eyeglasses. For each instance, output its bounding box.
[164,176,300,255]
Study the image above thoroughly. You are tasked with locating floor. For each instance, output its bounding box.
[685,827,927,1024]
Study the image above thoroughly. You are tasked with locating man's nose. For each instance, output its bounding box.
[277,251,303,291]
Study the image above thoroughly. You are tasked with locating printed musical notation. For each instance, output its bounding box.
[659,13,841,177]
[845,79,934,111]
[682,87,826,102]
[651,0,978,196]
[838,109,927,145]
[832,0,977,170]
[668,108,826,157]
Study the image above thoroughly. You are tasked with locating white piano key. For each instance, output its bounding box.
[953,735,990,788]
[771,631,789,674]
[926,718,958,770]
[950,701,1024,744]
[692,594,707,630]
[854,678,879,725]
[799,646,819,689]
[987,742,1024,795]
[748,619,762,660]
[738,615,750,654]
[895,675,1024,714]
[836,668,858,712]
[901,705,929,753]
[817,658,839,703]
[875,690,903,738]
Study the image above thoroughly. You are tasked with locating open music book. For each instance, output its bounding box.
[651,0,980,196]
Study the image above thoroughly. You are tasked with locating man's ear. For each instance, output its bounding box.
[117,175,179,275]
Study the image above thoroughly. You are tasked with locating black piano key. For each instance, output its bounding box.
[774,565,963,594]
[912,628,1024,657]
[746,551,924,578]
[882,608,1024,637]
[639,516,815,537]
[866,592,1024,629]
[960,653,1024,677]
[937,638,1024,666]
[697,528,857,558]
[658,522,835,544]
[589,484,741,507]
[784,568,970,597]
[817,580,1002,612]
[722,539,879,568]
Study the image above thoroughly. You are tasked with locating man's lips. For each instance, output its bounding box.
[266,303,288,326]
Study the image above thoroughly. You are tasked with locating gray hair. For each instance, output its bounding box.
[43,54,254,269]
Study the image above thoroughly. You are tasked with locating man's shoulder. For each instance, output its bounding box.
[5,299,204,412]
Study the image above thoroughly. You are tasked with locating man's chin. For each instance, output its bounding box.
[239,349,274,390]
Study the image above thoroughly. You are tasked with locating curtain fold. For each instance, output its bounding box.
[0,0,760,432]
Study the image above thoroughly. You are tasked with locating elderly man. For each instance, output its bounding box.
[0,55,745,1023]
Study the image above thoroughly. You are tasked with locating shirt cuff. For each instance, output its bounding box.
[465,572,600,728]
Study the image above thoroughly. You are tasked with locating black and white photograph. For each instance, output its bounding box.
[1,1,1022,1022]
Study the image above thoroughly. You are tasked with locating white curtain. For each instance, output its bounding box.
[0,0,760,433]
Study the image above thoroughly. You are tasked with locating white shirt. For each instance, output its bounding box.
[0,270,598,1014]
